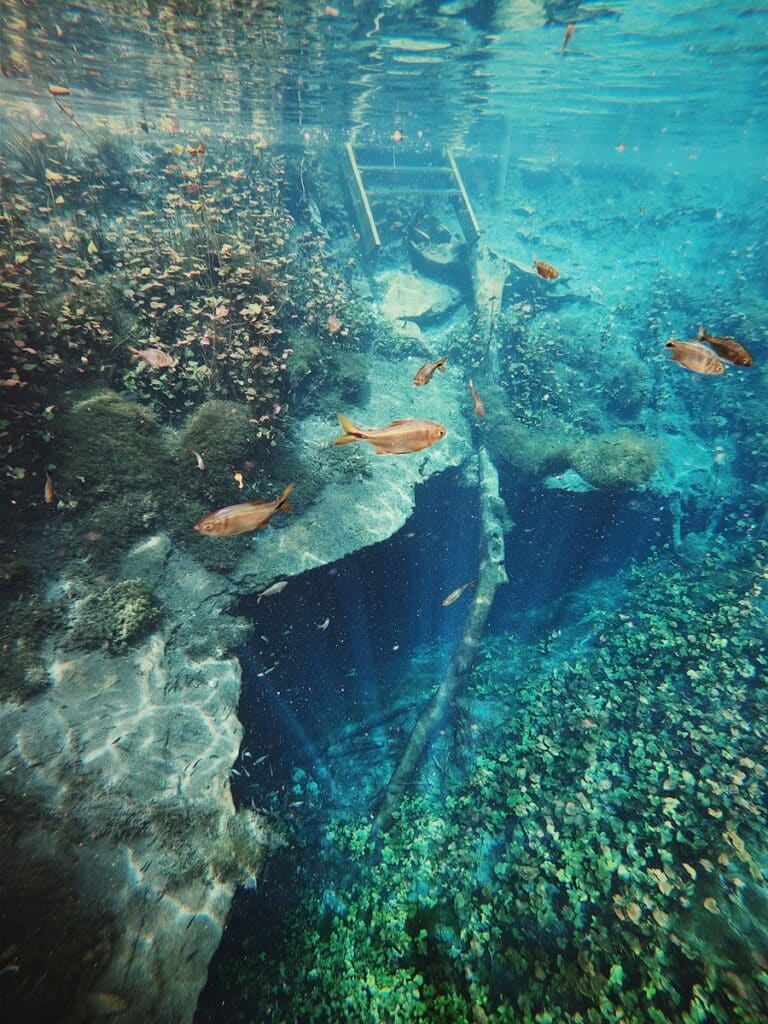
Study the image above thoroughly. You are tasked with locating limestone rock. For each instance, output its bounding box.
[0,545,270,1024]
[233,354,473,593]
[378,270,461,324]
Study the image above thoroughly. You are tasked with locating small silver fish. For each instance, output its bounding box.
[189,448,205,470]
[257,580,288,603]
[442,580,476,607]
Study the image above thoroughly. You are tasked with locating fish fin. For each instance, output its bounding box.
[665,340,676,348]
[698,325,709,341]
[335,413,361,445]
[338,413,360,435]
[127,345,139,361]
[386,419,413,427]
[277,483,293,510]
[437,357,447,372]
[374,447,390,455]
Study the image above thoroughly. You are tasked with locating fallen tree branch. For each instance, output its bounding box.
[370,448,508,841]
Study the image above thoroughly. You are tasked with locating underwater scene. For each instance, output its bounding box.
[1,1,767,1022]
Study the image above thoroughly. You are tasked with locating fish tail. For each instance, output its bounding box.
[437,357,447,372]
[335,413,362,446]
[277,483,294,513]
[698,325,706,340]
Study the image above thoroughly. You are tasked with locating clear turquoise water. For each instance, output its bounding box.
[1,2,767,1022]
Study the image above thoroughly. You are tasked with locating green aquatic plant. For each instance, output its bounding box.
[286,328,370,417]
[47,390,178,553]
[68,579,161,651]
[481,391,571,477]
[224,542,768,1024]
[178,398,256,491]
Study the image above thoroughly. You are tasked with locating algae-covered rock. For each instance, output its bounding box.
[54,390,173,493]
[568,431,664,491]
[0,594,62,702]
[178,399,254,471]
[51,391,177,549]
[286,330,370,417]
[69,579,161,651]
[482,393,571,477]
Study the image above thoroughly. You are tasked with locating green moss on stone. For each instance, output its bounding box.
[568,431,664,491]
[286,330,370,416]
[69,579,161,651]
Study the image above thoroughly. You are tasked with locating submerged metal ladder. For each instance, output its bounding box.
[342,142,481,253]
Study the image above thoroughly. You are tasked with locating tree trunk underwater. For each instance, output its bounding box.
[370,447,508,841]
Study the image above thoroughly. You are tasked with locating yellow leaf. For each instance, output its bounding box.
[87,240,98,255]
[14,252,29,264]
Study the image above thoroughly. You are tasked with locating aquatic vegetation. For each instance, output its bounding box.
[68,579,161,651]
[0,593,62,701]
[286,329,370,416]
[229,542,768,1023]
[0,130,350,509]
[568,430,664,491]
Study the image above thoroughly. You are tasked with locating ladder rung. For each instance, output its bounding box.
[357,164,454,175]
[366,187,460,197]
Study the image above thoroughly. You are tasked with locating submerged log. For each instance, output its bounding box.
[370,448,508,840]
[470,245,509,377]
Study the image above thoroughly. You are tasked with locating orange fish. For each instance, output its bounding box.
[44,472,55,504]
[533,259,559,280]
[561,23,575,51]
[698,327,753,367]
[413,356,447,387]
[468,379,485,418]
[327,314,342,334]
[128,345,175,369]
[335,414,446,455]
[391,130,405,143]
[442,581,476,607]
[194,484,293,537]
[666,340,724,376]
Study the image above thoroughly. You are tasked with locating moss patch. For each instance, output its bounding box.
[569,431,664,491]
[68,579,161,651]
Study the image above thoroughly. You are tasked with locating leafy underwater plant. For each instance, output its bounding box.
[221,541,768,1024]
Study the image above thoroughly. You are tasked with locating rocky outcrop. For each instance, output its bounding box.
[0,541,275,1024]
[377,270,461,325]
[0,351,475,1024]
[233,354,474,593]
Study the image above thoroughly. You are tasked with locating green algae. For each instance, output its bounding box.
[569,430,664,491]
[226,542,768,1023]
[68,579,161,652]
